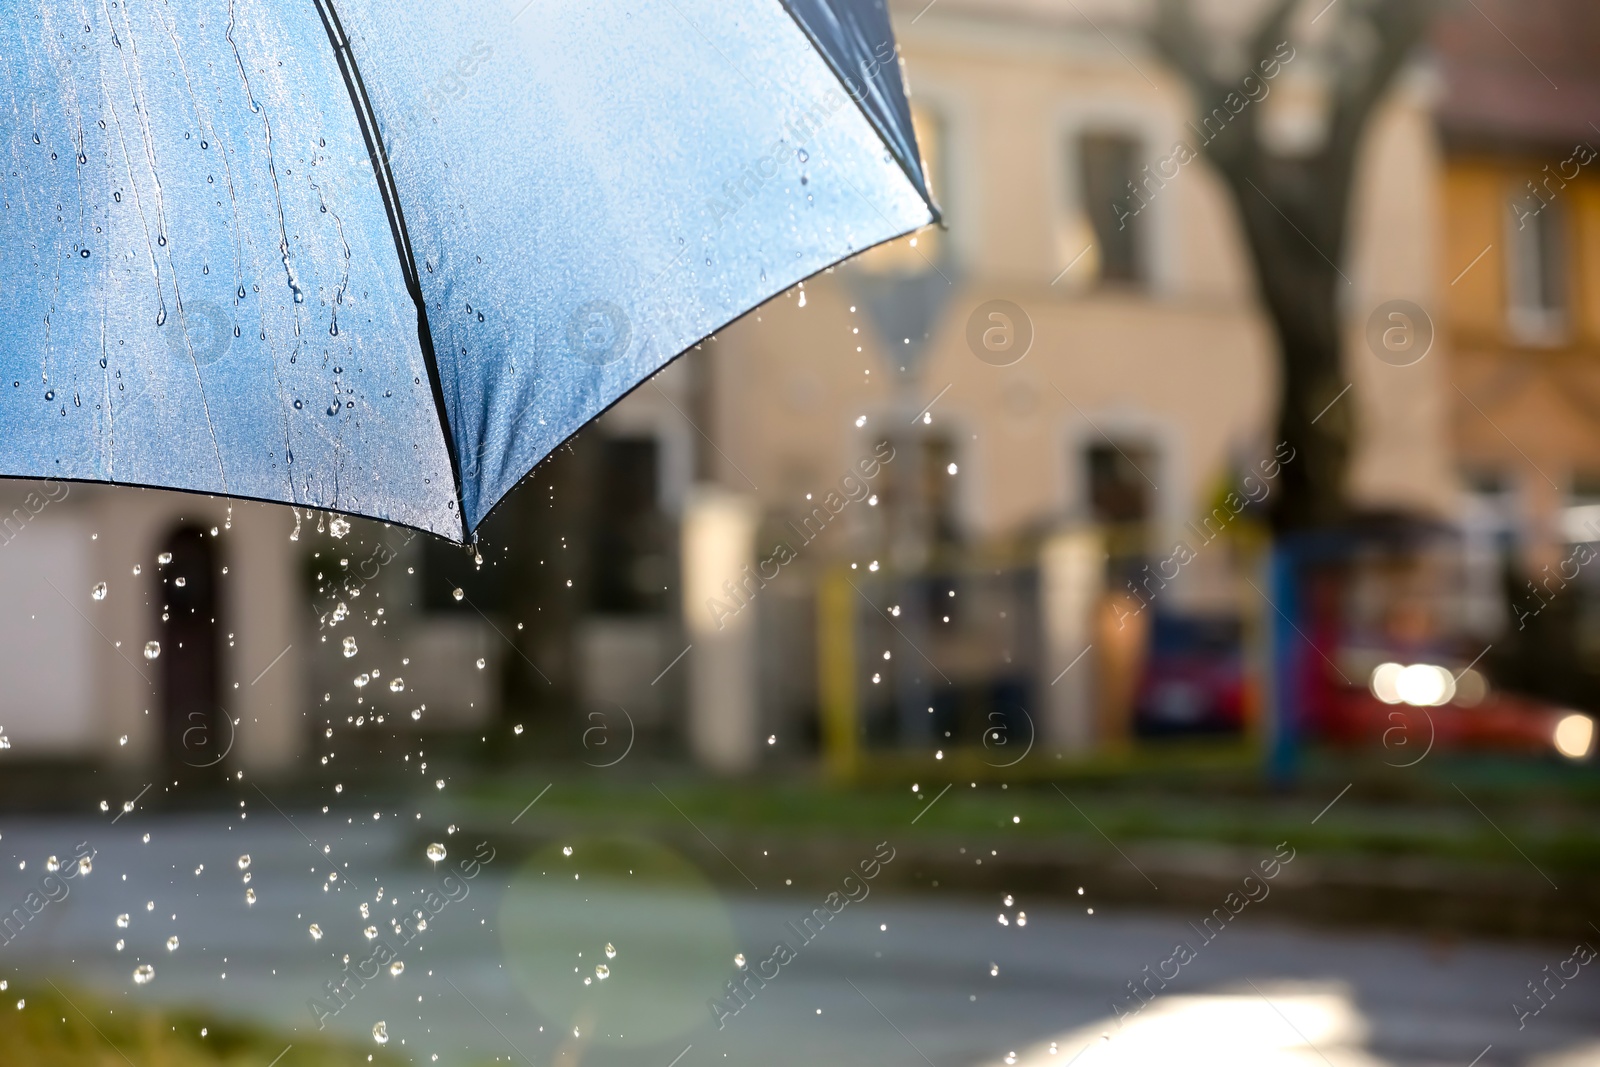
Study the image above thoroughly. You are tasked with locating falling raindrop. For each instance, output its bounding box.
[157,552,173,565]
[116,914,129,928]
[426,843,446,863]
[132,964,154,985]
[595,964,609,980]
[990,963,999,976]
[166,936,179,952]
[364,926,378,940]
[372,1021,389,1045]
[237,855,251,871]
[389,961,405,977]
[342,636,358,658]
[451,587,464,602]
[174,576,187,588]
[513,724,524,735]
[91,582,107,601]
[475,658,486,670]
[309,923,323,940]
[330,517,351,539]
[142,642,160,661]
[389,677,405,693]
[734,953,747,969]
[434,779,445,790]
[45,857,59,873]
[245,888,256,904]
[78,855,92,876]
[604,943,616,959]
[562,846,573,857]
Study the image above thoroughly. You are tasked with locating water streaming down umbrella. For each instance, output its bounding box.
[0,0,937,540]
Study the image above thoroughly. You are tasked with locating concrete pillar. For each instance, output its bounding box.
[227,501,306,775]
[1038,527,1103,754]
[681,486,761,773]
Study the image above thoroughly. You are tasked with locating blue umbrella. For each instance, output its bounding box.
[1,0,937,540]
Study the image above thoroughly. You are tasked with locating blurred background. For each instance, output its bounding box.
[2,0,1599,1064]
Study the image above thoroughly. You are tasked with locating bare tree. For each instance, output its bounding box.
[1150,0,1437,531]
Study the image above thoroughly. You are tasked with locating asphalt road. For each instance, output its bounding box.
[0,812,1596,1067]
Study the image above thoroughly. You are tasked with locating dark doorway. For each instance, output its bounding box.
[159,527,223,773]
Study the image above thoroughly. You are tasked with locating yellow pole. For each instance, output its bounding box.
[818,567,859,781]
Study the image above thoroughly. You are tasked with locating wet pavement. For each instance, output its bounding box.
[1,813,1596,1067]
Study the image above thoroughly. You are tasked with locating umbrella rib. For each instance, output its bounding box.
[310,0,467,538]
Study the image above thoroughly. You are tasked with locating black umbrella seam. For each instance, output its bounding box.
[773,0,942,224]
[310,0,467,541]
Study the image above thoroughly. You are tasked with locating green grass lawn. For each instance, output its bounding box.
[455,743,1600,875]
[0,986,402,1067]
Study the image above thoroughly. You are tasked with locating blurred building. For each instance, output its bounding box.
[1434,0,1600,586]
[567,0,1457,770]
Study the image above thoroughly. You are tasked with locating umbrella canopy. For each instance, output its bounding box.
[0,0,936,540]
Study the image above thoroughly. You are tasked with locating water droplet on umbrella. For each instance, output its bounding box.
[797,149,808,162]
[80,248,90,258]
[293,399,302,409]
[132,964,154,985]
[143,641,160,660]
[44,390,53,401]
[426,843,446,862]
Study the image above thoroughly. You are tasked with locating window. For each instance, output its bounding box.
[1085,440,1155,561]
[1079,132,1144,287]
[1507,191,1569,342]
[589,437,670,614]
